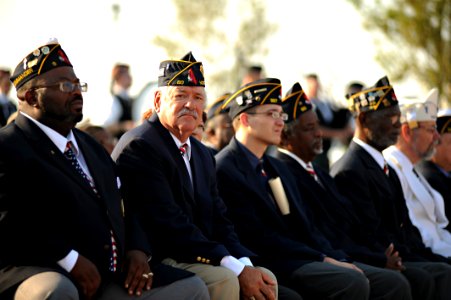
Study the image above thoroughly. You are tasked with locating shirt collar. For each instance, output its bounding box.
[235,138,261,171]
[277,148,309,170]
[170,132,191,160]
[353,137,386,170]
[20,111,80,155]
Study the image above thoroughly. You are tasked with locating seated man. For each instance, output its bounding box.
[331,76,451,300]
[383,88,451,258]
[112,52,279,300]
[416,109,451,231]
[215,78,410,299]
[0,40,208,300]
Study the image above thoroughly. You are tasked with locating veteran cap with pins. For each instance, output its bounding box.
[206,93,231,120]
[436,108,451,135]
[346,76,398,114]
[158,51,205,87]
[399,88,438,129]
[281,82,312,123]
[222,78,282,120]
[10,38,72,90]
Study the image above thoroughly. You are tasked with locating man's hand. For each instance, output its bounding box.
[238,266,276,300]
[385,243,405,271]
[123,250,153,296]
[70,254,101,300]
[323,256,364,274]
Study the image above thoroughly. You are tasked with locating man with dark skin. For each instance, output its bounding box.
[330,76,451,300]
[0,40,208,300]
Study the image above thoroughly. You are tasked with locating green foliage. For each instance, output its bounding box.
[349,0,451,105]
[152,0,276,100]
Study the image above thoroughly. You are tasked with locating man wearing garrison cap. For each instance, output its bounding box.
[216,79,374,299]
[203,93,234,154]
[0,41,208,300]
[383,89,451,259]
[417,109,451,231]
[112,53,278,300]
[331,77,451,300]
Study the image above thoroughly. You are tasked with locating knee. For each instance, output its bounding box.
[186,276,210,300]
[344,270,370,292]
[15,272,79,300]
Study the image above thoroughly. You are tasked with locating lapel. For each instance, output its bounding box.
[15,114,98,198]
[151,115,195,200]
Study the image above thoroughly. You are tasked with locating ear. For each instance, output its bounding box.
[153,90,162,113]
[357,111,367,127]
[23,89,38,107]
[401,123,412,142]
[239,113,250,127]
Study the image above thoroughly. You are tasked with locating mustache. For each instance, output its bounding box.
[177,108,198,119]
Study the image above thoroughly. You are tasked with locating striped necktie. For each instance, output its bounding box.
[179,143,188,157]
[64,141,117,272]
[383,161,390,176]
[306,162,318,182]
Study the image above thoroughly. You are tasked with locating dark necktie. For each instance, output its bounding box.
[383,162,390,176]
[64,141,117,272]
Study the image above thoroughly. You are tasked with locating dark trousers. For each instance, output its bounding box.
[403,261,451,300]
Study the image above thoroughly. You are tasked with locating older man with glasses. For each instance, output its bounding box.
[383,88,451,258]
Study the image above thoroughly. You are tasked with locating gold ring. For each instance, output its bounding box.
[250,297,256,300]
[142,272,154,279]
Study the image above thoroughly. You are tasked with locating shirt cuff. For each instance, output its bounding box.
[238,257,253,267]
[220,255,246,276]
[57,250,79,272]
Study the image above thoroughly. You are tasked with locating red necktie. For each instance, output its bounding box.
[383,162,389,176]
[179,143,188,157]
[306,163,318,182]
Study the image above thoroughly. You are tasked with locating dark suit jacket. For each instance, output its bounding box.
[112,114,254,266]
[417,160,451,232]
[0,113,129,294]
[0,101,17,127]
[215,138,349,282]
[330,141,445,262]
[274,150,388,267]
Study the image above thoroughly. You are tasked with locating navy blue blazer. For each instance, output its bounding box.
[330,141,446,262]
[274,150,389,267]
[417,160,451,232]
[215,138,349,281]
[0,113,128,294]
[112,114,254,266]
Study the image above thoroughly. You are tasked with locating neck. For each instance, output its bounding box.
[235,131,267,159]
[396,140,420,164]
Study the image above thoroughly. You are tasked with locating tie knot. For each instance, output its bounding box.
[383,162,389,176]
[179,143,188,156]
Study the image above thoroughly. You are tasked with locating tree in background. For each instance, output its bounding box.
[349,0,450,106]
[153,0,276,101]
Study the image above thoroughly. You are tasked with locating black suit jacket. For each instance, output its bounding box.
[417,160,451,232]
[215,138,349,281]
[112,114,254,266]
[274,150,388,267]
[330,141,445,262]
[0,113,129,294]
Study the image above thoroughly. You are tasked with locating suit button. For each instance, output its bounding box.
[197,256,202,262]
[206,259,210,264]
[400,223,404,228]
[104,244,110,250]
[201,258,206,263]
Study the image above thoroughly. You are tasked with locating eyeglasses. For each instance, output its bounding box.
[32,82,88,93]
[417,125,437,134]
[247,111,289,121]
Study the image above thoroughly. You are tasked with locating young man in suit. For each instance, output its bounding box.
[215,78,411,299]
[383,88,451,258]
[0,40,208,300]
[417,110,451,231]
[112,52,280,300]
[330,76,451,300]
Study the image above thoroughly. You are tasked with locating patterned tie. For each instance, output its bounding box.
[306,162,318,182]
[179,143,188,157]
[383,162,390,176]
[64,141,117,272]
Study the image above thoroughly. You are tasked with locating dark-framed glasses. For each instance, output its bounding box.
[247,111,289,121]
[32,82,88,93]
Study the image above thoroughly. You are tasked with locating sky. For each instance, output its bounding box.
[0,0,426,125]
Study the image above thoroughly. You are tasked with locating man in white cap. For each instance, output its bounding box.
[383,88,451,258]
[417,109,451,231]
